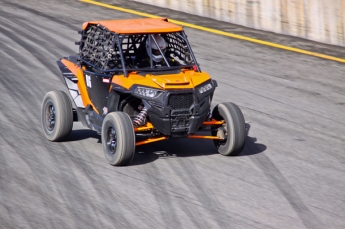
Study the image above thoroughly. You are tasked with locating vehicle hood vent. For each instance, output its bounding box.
[148,74,191,88]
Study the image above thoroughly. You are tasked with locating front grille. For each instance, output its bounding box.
[171,110,192,116]
[168,93,194,110]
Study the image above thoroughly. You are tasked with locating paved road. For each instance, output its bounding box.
[0,0,344,228]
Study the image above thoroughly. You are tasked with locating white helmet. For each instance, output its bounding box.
[146,34,167,63]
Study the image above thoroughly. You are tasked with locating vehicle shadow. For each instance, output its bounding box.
[66,123,266,165]
[131,123,266,165]
[131,137,218,165]
[67,129,101,142]
[239,135,267,156]
[238,123,267,156]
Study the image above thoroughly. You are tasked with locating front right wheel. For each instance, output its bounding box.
[101,112,135,166]
[211,102,246,156]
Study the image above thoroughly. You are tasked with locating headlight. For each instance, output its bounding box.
[198,83,212,93]
[134,87,161,98]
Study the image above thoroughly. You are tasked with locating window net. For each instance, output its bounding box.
[79,25,120,70]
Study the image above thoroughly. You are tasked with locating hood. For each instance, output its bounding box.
[112,70,211,90]
[145,70,211,89]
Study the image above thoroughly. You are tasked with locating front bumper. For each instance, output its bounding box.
[142,84,215,137]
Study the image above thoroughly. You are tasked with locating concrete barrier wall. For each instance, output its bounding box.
[133,0,345,47]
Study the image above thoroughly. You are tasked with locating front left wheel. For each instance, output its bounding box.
[101,112,136,166]
[41,90,73,141]
[211,102,246,156]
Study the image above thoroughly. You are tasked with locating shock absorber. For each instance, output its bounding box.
[207,109,212,120]
[133,106,148,127]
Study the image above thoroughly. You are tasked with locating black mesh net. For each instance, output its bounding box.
[163,32,194,65]
[120,35,146,57]
[79,25,120,70]
[79,26,195,71]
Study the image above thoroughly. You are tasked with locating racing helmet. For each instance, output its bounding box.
[146,34,167,62]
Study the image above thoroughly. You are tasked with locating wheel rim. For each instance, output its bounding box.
[45,101,56,131]
[106,124,117,155]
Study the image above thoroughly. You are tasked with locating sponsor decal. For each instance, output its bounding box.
[86,74,92,88]
[102,78,110,84]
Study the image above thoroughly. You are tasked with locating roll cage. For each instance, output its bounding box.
[78,24,201,76]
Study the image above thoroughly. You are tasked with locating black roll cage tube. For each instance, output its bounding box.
[149,34,170,67]
[147,35,153,69]
[176,32,200,72]
[115,34,128,77]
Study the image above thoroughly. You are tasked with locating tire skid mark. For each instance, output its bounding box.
[0,7,77,42]
[0,45,40,71]
[0,136,133,228]
[1,119,158,227]
[233,63,345,95]
[0,158,78,228]
[242,105,345,143]
[0,79,41,135]
[0,112,40,138]
[0,49,44,135]
[1,139,56,228]
[244,110,345,172]
[163,141,343,227]
[55,149,251,227]
[56,144,157,227]
[0,19,68,64]
[0,12,75,57]
[0,214,15,229]
[309,202,345,219]
[39,153,132,228]
[142,162,183,229]
[2,1,79,31]
[0,25,60,77]
[251,154,323,229]
[170,162,237,228]
[220,80,345,127]
[135,143,281,227]
[75,163,155,227]
[173,159,271,229]
[138,142,272,228]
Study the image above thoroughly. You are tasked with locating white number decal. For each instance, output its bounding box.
[86,74,92,88]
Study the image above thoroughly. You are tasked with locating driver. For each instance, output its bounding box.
[135,34,179,68]
[146,34,167,64]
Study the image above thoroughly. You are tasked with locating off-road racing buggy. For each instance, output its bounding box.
[41,18,246,166]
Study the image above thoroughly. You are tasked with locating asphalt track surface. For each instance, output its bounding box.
[0,0,344,228]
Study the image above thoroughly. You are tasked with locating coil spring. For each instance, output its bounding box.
[133,107,148,127]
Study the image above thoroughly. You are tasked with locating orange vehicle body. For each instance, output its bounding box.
[82,18,183,34]
[41,17,246,166]
[59,17,221,146]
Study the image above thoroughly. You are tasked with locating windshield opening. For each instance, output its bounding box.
[120,32,198,73]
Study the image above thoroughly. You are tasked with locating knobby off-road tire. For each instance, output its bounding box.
[101,112,135,166]
[212,102,246,156]
[41,90,73,141]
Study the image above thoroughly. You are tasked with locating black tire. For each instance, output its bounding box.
[211,102,246,156]
[101,112,135,166]
[41,90,73,141]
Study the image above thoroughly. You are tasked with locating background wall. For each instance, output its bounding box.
[133,0,345,47]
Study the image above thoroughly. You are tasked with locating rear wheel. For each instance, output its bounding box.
[101,112,135,166]
[211,102,246,156]
[41,90,73,141]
